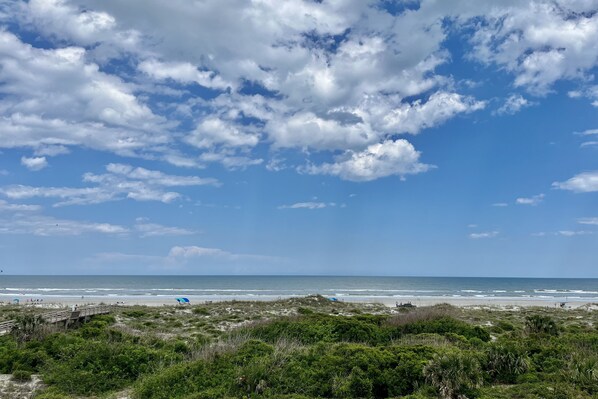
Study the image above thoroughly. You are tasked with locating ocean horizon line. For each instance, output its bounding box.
[2,274,598,279]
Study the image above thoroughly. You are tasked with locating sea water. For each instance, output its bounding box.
[1,275,597,302]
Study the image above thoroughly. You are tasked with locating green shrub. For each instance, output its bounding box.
[479,382,592,399]
[192,307,210,315]
[423,351,483,399]
[32,389,71,399]
[566,354,598,393]
[391,316,491,342]
[347,366,373,398]
[525,315,559,336]
[384,346,434,397]
[12,369,32,382]
[11,313,48,343]
[496,321,515,332]
[123,310,147,318]
[232,339,274,363]
[248,317,331,344]
[43,340,167,395]
[134,358,235,399]
[247,314,389,345]
[331,317,380,343]
[172,340,189,354]
[484,343,530,383]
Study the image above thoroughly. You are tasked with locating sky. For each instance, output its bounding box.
[0,0,597,277]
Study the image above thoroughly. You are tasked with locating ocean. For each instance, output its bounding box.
[1,276,597,303]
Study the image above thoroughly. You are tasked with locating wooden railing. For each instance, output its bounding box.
[0,305,112,334]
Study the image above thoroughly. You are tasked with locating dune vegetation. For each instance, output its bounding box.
[0,296,596,398]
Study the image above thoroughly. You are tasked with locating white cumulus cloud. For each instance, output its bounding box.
[21,156,48,171]
[496,94,533,115]
[553,171,598,193]
[303,139,432,182]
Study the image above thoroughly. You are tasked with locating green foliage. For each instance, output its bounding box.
[423,351,483,399]
[0,303,595,399]
[12,369,32,381]
[495,320,515,332]
[342,367,373,398]
[11,313,48,343]
[134,340,436,399]
[193,307,210,315]
[479,382,593,399]
[33,389,72,399]
[566,353,598,393]
[525,315,559,336]
[124,309,147,318]
[134,354,234,398]
[484,343,530,383]
[43,339,166,395]
[392,316,491,342]
[249,313,489,347]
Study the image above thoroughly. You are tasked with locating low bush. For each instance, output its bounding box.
[390,316,491,342]
[479,382,593,399]
[423,350,483,399]
[11,369,32,382]
[386,305,456,327]
[192,307,210,315]
[123,310,147,318]
[566,353,598,393]
[484,343,530,383]
[43,340,172,395]
[525,315,559,336]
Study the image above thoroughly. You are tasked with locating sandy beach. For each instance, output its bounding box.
[9,294,596,309]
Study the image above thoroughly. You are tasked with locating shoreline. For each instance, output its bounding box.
[4,295,597,309]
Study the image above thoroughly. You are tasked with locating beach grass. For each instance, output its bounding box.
[0,296,596,398]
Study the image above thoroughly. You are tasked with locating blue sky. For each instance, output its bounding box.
[0,0,597,276]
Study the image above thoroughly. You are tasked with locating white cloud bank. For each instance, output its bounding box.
[578,217,598,225]
[533,230,594,237]
[0,214,128,236]
[93,245,284,266]
[0,0,596,181]
[0,163,219,206]
[134,221,195,238]
[0,202,194,237]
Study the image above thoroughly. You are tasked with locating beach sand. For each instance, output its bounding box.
[12,295,596,309]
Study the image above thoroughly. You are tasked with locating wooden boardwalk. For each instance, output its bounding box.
[0,305,111,335]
